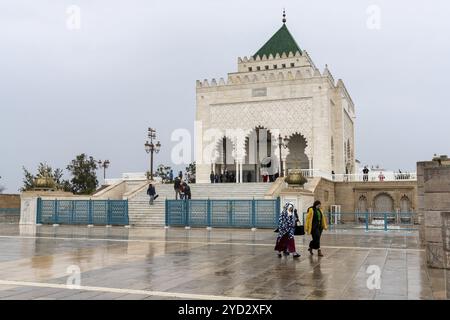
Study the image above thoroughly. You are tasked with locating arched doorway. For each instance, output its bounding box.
[285,133,309,171]
[214,136,237,182]
[373,193,395,223]
[244,127,277,182]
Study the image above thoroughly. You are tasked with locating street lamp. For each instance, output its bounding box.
[144,127,161,181]
[98,160,110,182]
[278,134,289,177]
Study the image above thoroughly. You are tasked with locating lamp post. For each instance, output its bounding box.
[98,160,110,182]
[144,127,161,181]
[278,134,289,177]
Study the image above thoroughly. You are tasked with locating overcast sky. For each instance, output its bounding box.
[1,0,449,193]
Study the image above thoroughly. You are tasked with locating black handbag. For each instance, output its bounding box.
[294,225,305,236]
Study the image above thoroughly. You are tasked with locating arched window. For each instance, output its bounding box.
[357,195,368,213]
[400,196,411,213]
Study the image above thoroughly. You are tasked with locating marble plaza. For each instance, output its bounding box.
[0,225,446,300]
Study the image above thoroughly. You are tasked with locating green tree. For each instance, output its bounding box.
[20,163,71,192]
[66,154,98,195]
[185,161,196,183]
[21,167,35,191]
[154,164,172,183]
[0,176,5,193]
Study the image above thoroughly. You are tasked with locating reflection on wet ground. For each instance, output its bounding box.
[0,224,447,300]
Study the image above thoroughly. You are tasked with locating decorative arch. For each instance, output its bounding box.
[357,195,368,213]
[209,98,313,159]
[373,193,395,213]
[214,136,236,165]
[243,126,277,165]
[400,195,412,213]
[285,132,310,170]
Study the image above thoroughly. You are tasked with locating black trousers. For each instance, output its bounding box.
[309,228,323,250]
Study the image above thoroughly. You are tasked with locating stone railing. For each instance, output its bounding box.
[332,172,417,182]
[289,169,417,182]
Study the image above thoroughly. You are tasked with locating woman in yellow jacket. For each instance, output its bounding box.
[305,200,328,256]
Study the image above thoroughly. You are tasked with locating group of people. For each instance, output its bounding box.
[173,177,191,199]
[275,200,328,258]
[209,170,280,183]
[209,171,236,183]
[167,170,193,184]
[146,172,193,205]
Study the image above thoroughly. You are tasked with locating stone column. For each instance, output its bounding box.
[239,162,243,183]
[417,159,450,299]
[20,194,38,225]
[280,147,289,177]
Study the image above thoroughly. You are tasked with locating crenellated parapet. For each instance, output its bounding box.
[323,64,336,87]
[336,79,355,115]
[196,69,312,89]
[238,50,302,64]
[196,49,342,90]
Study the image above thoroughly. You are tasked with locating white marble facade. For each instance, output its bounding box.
[195,23,356,183]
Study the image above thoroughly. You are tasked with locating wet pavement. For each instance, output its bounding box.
[0,224,447,300]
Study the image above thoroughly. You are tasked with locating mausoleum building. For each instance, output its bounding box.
[195,17,356,183]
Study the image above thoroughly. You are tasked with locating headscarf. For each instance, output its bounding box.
[283,202,295,215]
[278,202,295,237]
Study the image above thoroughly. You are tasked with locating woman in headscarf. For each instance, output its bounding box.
[274,202,301,258]
[305,200,328,256]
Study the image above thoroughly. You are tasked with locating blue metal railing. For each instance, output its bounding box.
[0,208,20,215]
[165,198,280,229]
[36,198,129,225]
[301,211,416,231]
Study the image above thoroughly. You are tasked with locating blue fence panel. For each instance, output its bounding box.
[110,200,129,225]
[232,200,252,227]
[312,212,416,231]
[39,200,55,224]
[254,200,279,228]
[166,200,185,226]
[210,200,231,227]
[0,208,20,215]
[166,198,280,229]
[188,200,208,227]
[92,200,107,225]
[36,198,128,225]
[58,200,72,224]
[73,200,89,224]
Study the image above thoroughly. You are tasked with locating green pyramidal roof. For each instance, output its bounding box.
[254,24,302,58]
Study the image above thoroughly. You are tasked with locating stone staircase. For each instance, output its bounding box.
[126,183,274,227]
